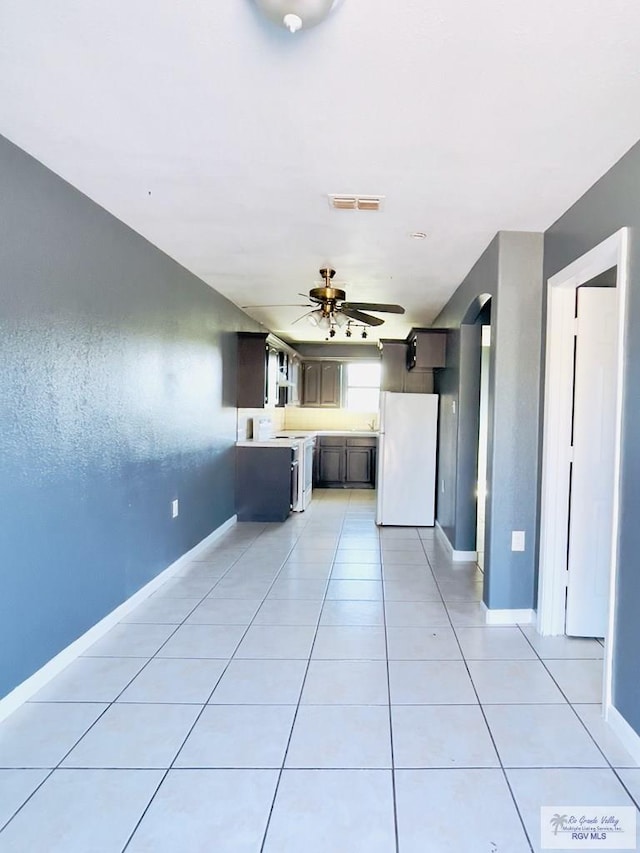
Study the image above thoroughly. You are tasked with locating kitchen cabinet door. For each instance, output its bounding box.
[288,356,301,406]
[302,363,321,406]
[318,447,345,485]
[236,446,293,521]
[266,347,280,408]
[345,447,372,486]
[407,331,447,370]
[380,341,407,392]
[237,332,269,408]
[301,361,342,407]
[319,362,342,407]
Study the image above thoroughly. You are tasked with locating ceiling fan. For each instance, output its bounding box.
[243,268,405,334]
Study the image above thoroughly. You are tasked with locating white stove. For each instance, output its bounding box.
[274,433,316,511]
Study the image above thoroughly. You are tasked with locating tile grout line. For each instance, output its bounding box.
[610,768,640,810]
[420,534,536,853]
[379,525,401,853]
[4,699,610,709]
[1,761,630,772]
[115,529,279,852]
[515,624,619,772]
[257,500,345,853]
[120,517,319,851]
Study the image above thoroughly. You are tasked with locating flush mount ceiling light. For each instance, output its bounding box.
[254,0,343,33]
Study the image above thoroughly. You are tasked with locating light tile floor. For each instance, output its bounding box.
[0,490,638,852]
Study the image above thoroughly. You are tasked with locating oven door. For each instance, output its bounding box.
[304,439,314,493]
[290,447,300,511]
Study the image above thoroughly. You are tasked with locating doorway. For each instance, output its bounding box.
[476,324,491,572]
[565,278,617,638]
[538,228,629,714]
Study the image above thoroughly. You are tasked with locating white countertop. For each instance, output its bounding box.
[273,430,379,438]
[236,439,298,448]
[237,431,379,448]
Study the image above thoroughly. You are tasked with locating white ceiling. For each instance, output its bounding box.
[2,0,640,342]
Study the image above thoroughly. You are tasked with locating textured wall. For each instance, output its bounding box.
[433,232,544,610]
[487,232,544,609]
[544,139,640,735]
[0,135,260,698]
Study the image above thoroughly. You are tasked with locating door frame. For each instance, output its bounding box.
[537,227,629,716]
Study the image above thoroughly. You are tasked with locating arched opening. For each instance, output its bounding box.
[474,301,492,571]
[457,294,492,571]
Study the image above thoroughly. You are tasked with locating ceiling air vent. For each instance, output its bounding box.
[328,194,385,211]
[329,195,357,210]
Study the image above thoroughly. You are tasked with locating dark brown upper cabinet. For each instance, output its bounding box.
[380,339,436,393]
[406,330,447,370]
[237,332,299,408]
[301,361,342,407]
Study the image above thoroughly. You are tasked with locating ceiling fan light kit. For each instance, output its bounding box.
[244,268,405,340]
[306,310,331,329]
[254,0,342,32]
[305,268,405,337]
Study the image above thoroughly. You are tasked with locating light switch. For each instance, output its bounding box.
[511,530,525,552]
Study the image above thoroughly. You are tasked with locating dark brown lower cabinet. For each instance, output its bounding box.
[315,435,377,489]
[345,446,373,485]
[236,446,295,521]
[318,446,345,486]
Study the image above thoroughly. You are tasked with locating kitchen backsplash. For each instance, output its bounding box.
[237,407,379,440]
[237,407,286,440]
[284,408,378,432]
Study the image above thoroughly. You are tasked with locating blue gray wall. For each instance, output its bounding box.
[433,231,544,610]
[545,139,640,736]
[0,135,260,699]
[433,238,499,556]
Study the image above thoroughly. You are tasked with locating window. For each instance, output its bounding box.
[345,362,381,411]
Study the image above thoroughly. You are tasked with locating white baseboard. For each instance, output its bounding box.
[0,514,237,724]
[435,521,478,562]
[605,704,640,766]
[482,602,536,625]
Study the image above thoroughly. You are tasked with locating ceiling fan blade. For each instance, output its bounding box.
[291,310,315,325]
[340,307,385,327]
[242,303,312,308]
[341,302,405,314]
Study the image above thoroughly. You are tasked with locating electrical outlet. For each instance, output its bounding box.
[172,499,179,519]
[511,530,525,552]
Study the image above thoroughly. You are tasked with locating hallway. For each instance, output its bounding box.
[0,490,638,852]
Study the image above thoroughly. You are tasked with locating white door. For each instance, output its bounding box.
[565,286,618,637]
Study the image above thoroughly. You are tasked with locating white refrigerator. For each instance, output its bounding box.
[376,392,439,526]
